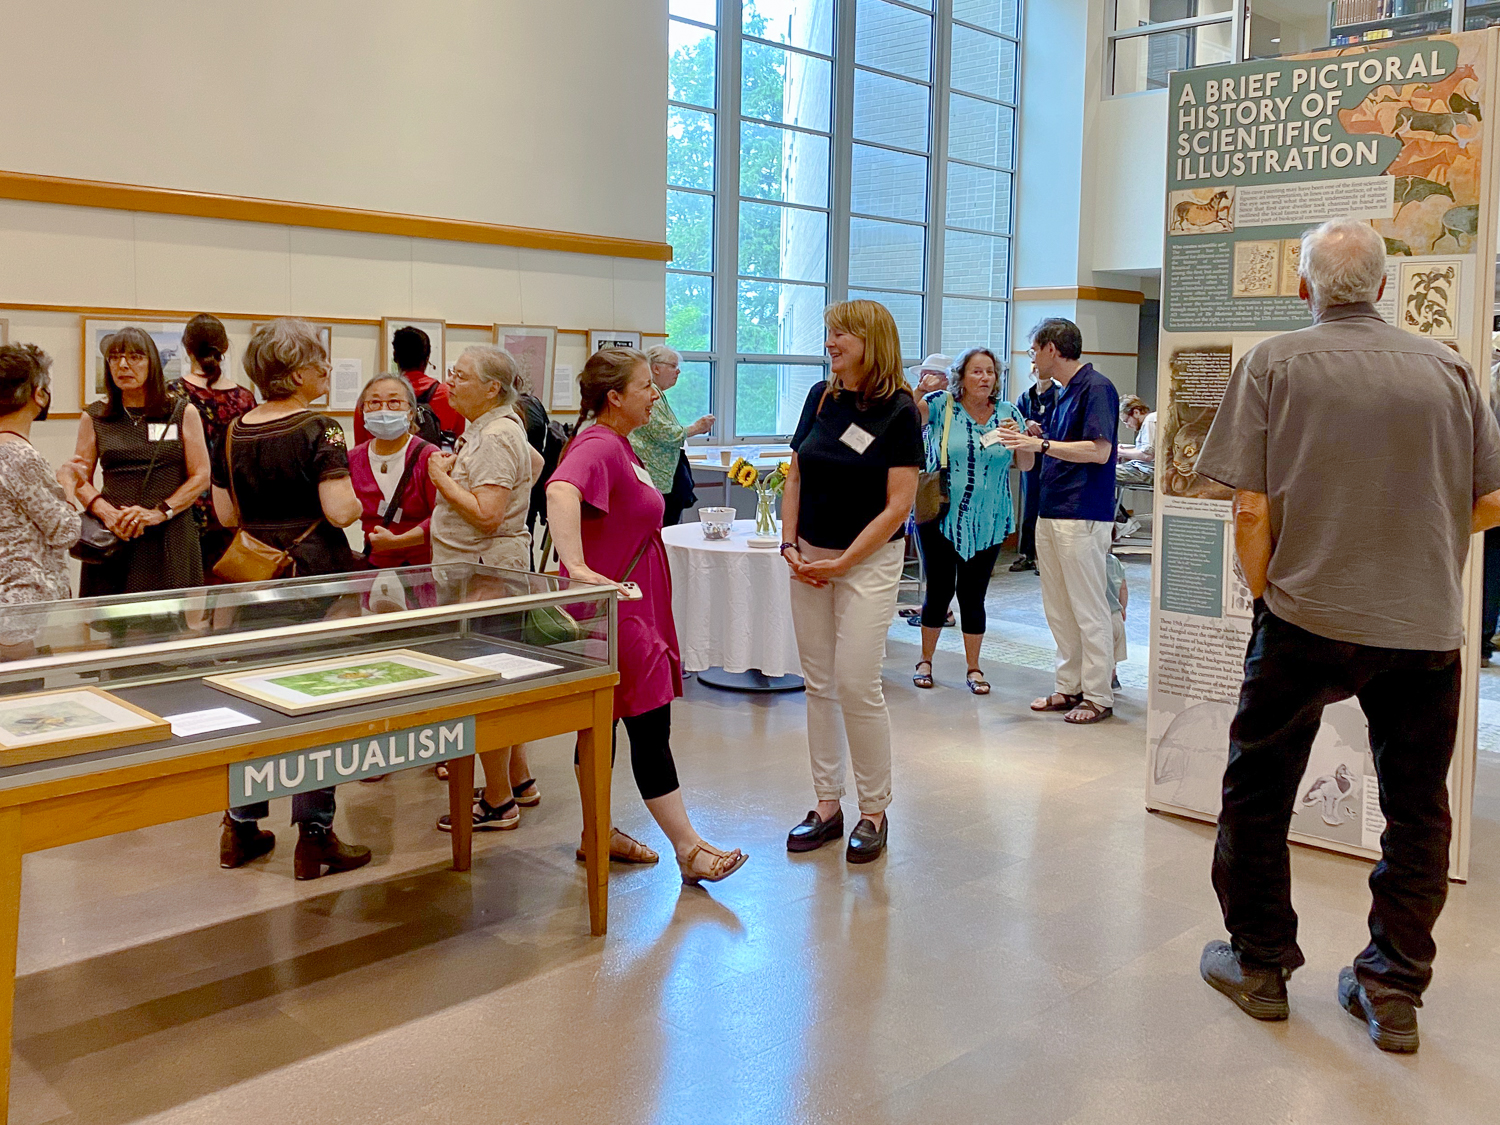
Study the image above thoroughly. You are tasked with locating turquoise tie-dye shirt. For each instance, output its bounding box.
[922,390,1025,560]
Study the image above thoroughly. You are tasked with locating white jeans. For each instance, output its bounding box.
[789,538,905,814]
[1036,518,1114,707]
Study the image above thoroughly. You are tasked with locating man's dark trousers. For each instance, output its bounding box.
[1017,463,1042,559]
[1212,602,1459,1004]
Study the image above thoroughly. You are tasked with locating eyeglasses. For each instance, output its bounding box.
[109,353,148,367]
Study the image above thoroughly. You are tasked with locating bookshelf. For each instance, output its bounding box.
[1328,0,1453,46]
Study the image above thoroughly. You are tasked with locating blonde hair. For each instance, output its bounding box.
[822,299,909,410]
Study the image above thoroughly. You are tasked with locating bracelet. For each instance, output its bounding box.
[779,541,796,555]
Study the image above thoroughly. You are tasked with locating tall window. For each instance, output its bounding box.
[668,0,1019,438]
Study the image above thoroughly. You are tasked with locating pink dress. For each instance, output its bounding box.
[549,425,682,719]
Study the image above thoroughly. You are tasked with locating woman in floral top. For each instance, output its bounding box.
[0,344,80,651]
[628,345,714,527]
[176,314,256,578]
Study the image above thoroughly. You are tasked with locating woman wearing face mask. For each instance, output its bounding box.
[0,344,80,658]
[350,375,439,568]
[63,327,211,596]
[911,348,1032,694]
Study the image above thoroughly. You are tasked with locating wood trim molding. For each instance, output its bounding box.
[0,169,673,262]
[1013,286,1147,305]
[1010,349,1139,358]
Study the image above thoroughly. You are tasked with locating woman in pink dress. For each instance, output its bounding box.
[546,348,746,885]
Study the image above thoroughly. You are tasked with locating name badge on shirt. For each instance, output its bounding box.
[979,428,1006,449]
[632,463,654,486]
[839,423,875,453]
[147,423,179,442]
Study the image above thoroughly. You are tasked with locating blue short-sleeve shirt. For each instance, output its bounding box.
[1040,364,1120,522]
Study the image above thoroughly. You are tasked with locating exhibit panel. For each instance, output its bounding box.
[1147,30,1500,879]
[0,566,622,1125]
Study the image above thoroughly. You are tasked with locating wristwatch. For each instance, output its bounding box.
[1040,439,1051,456]
[157,500,175,519]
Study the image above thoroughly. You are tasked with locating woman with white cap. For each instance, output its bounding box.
[910,348,1032,693]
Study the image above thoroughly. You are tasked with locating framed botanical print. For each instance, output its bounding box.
[80,319,188,407]
[492,324,556,403]
[588,329,642,355]
[0,687,169,766]
[204,647,499,716]
[382,318,446,382]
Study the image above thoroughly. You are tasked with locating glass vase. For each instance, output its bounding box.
[754,488,778,538]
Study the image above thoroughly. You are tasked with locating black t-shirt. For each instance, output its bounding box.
[790,381,923,551]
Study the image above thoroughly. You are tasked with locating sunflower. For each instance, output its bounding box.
[729,458,760,488]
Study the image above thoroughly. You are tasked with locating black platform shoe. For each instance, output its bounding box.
[786,808,844,852]
[846,815,888,863]
[219,813,275,869]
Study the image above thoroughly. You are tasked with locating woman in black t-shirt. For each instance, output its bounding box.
[210,318,371,881]
[781,300,922,864]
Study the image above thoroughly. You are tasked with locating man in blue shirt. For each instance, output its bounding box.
[1009,361,1059,572]
[1001,318,1120,723]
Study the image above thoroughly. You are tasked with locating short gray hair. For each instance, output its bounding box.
[1300,219,1386,308]
[357,373,417,414]
[245,318,328,401]
[460,346,520,408]
[646,344,681,367]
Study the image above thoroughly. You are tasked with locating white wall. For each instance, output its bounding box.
[1090,91,1169,275]
[0,0,668,467]
[0,0,666,241]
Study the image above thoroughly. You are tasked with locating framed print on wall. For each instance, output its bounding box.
[588,329,641,355]
[382,318,446,383]
[80,319,187,407]
[493,324,556,404]
[250,322,335,407]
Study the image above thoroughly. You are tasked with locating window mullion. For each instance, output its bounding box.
[927,0,952,362]
[830,0,858,311]
[715,0,744,438]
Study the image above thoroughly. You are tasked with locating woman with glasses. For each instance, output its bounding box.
[630,345,714,527]
[350,375,439,568]
[62,327,211,596]
[210,318,369,879]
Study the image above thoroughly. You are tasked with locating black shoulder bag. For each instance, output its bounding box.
[71,399,184,564]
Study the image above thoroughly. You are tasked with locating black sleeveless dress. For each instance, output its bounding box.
[79,399,204,597]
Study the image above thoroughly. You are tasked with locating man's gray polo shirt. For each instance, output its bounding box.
[1197,302,1500,651]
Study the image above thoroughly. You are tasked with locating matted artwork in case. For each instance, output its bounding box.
[81,319,187,407]
[493,324,556,404]
[382,319,446,383]
[204,648,499,716]
[0,687,170,765]
[588,330,641,355]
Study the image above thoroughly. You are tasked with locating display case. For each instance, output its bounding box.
[0,564,616,780]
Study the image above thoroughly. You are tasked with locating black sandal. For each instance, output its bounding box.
[913,660,935,689]
[965,669,990,695]
[511,778,541,807]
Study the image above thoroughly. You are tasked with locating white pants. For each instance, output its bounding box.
[789,539,904,814]
[1036,518,1114,708]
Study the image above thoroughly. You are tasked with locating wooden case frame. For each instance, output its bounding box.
[0,687,169,767]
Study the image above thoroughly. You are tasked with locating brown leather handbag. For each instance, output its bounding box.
[914,394,953,526]
[213,420,322,583]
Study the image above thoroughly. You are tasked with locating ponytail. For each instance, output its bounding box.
[557,347,649,463]
[183,313,230,385]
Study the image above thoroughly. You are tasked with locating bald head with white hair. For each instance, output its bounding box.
[1298,218,1387,311]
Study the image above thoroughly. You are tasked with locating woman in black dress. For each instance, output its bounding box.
[63,327,210,596]
[211,317,370,880]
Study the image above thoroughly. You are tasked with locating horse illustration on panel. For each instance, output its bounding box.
[1170,190,1232,233]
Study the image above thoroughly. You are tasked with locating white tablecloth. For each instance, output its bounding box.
[663,519,801,677]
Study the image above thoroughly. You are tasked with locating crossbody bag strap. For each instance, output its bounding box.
[134,396,184,502]
[939,395,953,470]
[224,417,244,522]
[377,440,427,528]
[617,534,655,584]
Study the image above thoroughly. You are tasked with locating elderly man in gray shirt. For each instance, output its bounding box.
[1193,218,1500,1053]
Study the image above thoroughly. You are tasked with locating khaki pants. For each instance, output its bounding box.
[1036,518,1114,708]
[789,538,904,815]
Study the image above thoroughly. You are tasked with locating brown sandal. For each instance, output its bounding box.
[575,827,660,865]
[678,841,749,885]
[1064,699,1114,724]
[1031,692,1082,712]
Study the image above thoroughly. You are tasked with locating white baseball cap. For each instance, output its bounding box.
[911,353,952,378]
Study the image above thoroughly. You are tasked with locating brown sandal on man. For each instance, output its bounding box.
[1064,699,1114,724]
[575,827,660,865]
[1031,692,1083,712]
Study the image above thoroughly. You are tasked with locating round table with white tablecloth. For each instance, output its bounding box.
[662,519,803,691]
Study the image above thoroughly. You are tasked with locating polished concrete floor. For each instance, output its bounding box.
[11,567,1500,1124]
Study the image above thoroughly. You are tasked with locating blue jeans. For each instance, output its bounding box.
[1212,603,1459,1003]
[229,787,336,828]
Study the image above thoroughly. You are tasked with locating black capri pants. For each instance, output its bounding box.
[575,701,681,801]
[918,520,1002,634]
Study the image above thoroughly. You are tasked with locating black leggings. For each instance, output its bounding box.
[574,702,681,801]
[918,520,1001,634]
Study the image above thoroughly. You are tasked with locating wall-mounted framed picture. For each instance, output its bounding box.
[493,324,556,404]
[250,322,335,407]
[204,647,499,716]
[588,329,642,355]
[382,318,446,383]
[0,686,169,766]
[80,318,188,407]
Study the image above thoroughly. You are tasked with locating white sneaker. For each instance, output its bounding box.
[1117,517,1142,539]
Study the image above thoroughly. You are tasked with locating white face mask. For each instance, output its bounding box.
[364,410,410,440]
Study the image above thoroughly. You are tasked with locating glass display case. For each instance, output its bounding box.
[0,565,616,779]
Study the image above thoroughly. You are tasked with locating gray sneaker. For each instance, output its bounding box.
[1200,940,1289,1021]
[1338,967,1419,1053]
